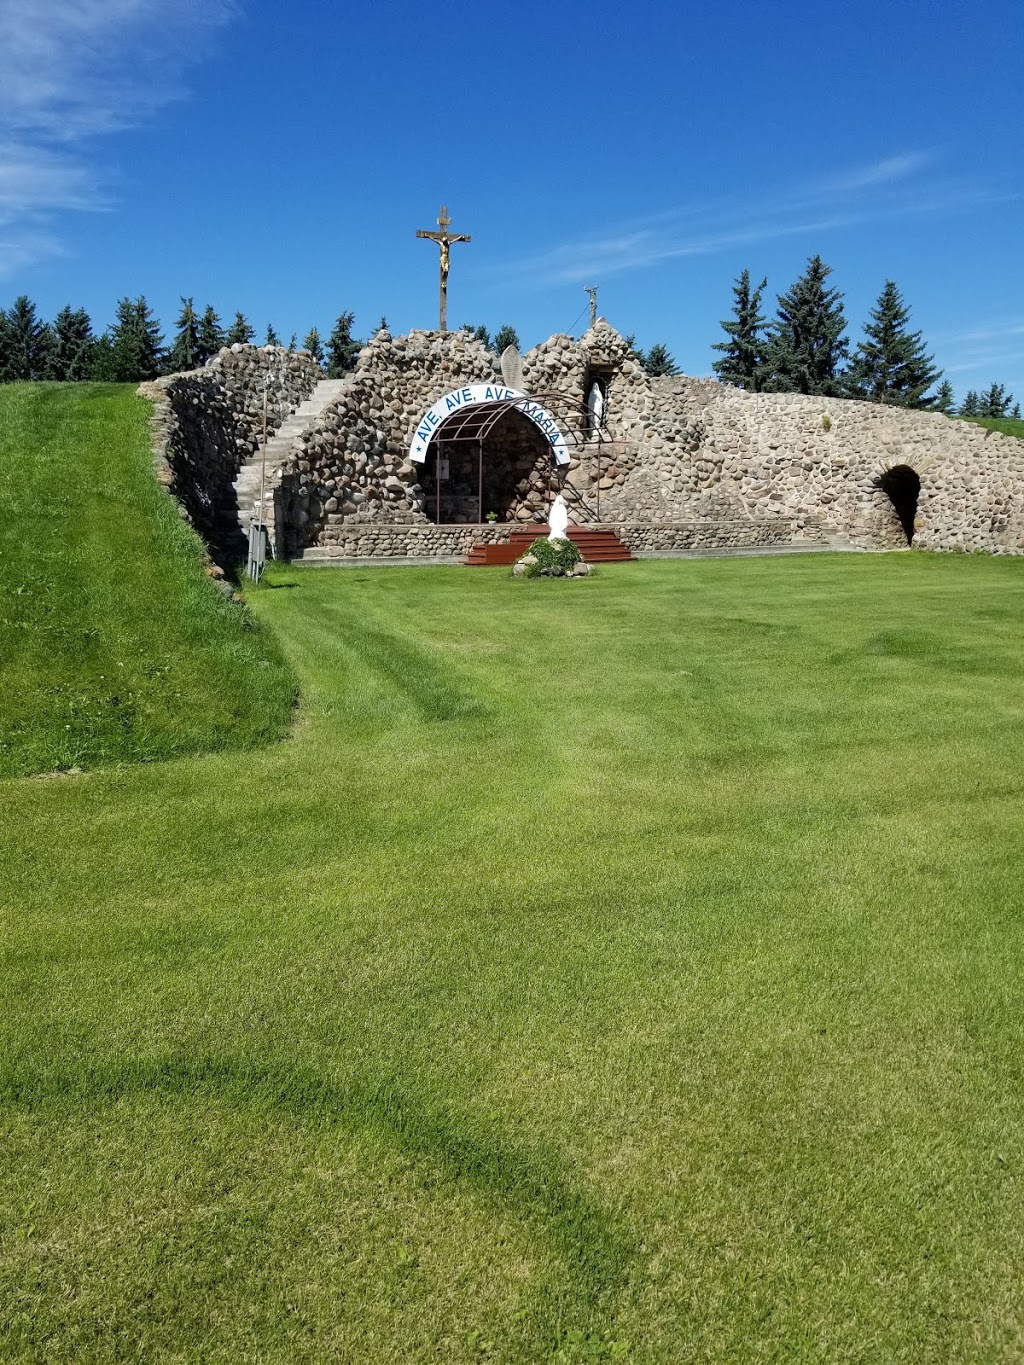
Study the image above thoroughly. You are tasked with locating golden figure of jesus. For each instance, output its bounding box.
[416,205,471,332]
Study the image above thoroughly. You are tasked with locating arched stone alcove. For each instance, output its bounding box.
[875,464,921,544]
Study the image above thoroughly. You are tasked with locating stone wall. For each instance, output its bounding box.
[290,519,804,563]
[141,344,320,556]
[146,322,1024,564]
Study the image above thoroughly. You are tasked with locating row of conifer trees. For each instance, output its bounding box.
[710,257,1018,419]
[0,296,363,385]
[0,276,1017,420]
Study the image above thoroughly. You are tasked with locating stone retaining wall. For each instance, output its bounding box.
[289,519,807,562]
[145,322,1024,563]
[140,344,320,554]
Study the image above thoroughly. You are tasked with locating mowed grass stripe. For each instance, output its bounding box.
[4,516,1024,1354]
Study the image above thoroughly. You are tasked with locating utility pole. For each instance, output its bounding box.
[583,285,598,329]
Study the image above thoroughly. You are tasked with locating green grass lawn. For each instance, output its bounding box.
[960,414,1024,439]
[0,383,294,777]
[4,545,1024,1361]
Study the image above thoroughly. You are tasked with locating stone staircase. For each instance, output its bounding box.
[234,377,351,545]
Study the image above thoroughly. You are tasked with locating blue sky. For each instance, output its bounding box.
[1,0,1022,401]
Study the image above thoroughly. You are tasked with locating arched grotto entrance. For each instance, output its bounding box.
[875,465,921,544]
[420,408,554,524]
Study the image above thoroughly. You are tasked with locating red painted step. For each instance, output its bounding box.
[464,525,633,566]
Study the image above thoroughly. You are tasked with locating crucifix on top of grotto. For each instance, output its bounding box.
[416,204,471,332]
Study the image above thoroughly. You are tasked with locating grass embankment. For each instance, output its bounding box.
[4,551,1024,1361]
[961,414,1024,439]
[0,383,294,776]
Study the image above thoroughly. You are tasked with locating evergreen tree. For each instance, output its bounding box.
[46,305,95,381]
[711,269,769,390]
[764,255,851,396]
[377,315,389,333]
[326,311,361,376]
[979,381,1014,418]
[87,333,116,381]
[197,305,225,364]
[623,333,645,367]
[1013,403,1021,420]
[302,327,325,366]
[959,390,981,417]
[264,323,281,347]
[848,280,940,407]
[107,296,164,381]
[492,324,521,355]
[226,312,255,345]
[168,297,201,372]
[287,334,297,351]
[933,379,956,415]
[643,343,679,376]
[460,323,490,348]
[3,296,49,380]
[0,308,12,382]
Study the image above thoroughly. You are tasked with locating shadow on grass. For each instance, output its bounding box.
[340,615,494,723]
[3,1054,632,1327]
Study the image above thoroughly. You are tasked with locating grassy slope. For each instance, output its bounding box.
[960,414,1024,439]
[0,383,294,777]
[4,553,1024,1362]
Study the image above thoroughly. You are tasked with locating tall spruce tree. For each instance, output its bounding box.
[623,334,645,367]
[764,256,850,396]
[4,296,49,380]
[168,297,201,372]
[108,296,164,381]
[460,323,490,347]
[0,308,11,382]
[87,333,116,381]
[960,390,981,417]
[980,381,1014,418]
[197,305,225,364]
[643,343,679,376]
[377,315,389,333]
[492,324,520,355]
[302,327,325,366]
[1013,403,1022,420]
[933,379,956,415]
[226,312,255,345]
[712,269,769,390]
[264,323,281,347]
[46,305,95,380]
[849,280,940,407]
[326,311,361,376]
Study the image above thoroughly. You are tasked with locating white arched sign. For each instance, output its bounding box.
[409,384,570,466]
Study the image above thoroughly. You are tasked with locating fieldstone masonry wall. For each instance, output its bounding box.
[145,322,1024,562]
[140,344,319,553]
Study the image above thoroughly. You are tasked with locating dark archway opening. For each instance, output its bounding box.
[420,410,552,523]
[876,464,921,544]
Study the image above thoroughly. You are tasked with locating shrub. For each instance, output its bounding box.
[513,536,584,579]
[524,536,581,570]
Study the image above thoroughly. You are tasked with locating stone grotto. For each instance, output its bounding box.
[139,319,1024,566]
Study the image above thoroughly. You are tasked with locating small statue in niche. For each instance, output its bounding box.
[586,380,605,432]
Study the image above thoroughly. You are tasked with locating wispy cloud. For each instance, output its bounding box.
[0,0,235,279]
[492,154,1012,288]
[933,319,1024,387]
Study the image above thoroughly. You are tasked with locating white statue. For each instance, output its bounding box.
[586,380,605,431]
[548,493,569,541]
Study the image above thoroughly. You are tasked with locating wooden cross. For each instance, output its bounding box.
[416,205,471,332]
